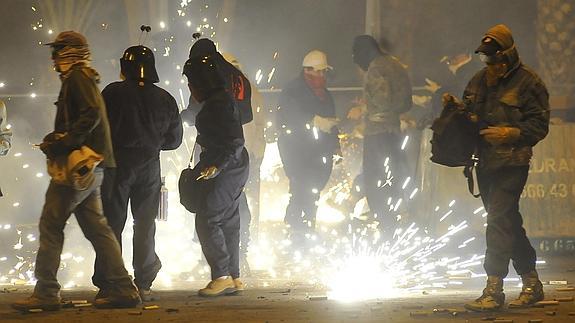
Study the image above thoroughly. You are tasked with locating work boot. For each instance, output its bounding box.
[11,295,62,312]
[94,285,141,309]
[198,277,237,297]
[508,271,544,308]
[234,278,245,292]
[464,276,505,312]
[94,288,108,301]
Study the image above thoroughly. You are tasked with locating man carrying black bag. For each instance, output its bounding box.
[180,54,249,297]
[437,24,550,312]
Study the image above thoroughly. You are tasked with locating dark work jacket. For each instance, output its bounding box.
[276,74,339,163]
[195,89,246,172]
[463,63,550,170]
[102,80,183,166]
[53,65,115,168]
[194,89,249,213]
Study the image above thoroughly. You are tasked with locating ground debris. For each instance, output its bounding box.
[556,286,575,291]
[143,305,160,310]
[128,311,142,315]
[27,308,43,313]
[548,280,568,285]
[545,311,556,316]
[527,319,543,323]
[554,296,574,302]
[308,295,328,301]
[166,308,179,313]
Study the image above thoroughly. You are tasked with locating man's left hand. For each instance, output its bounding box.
[480,126,520,145]
[197,166,220,180]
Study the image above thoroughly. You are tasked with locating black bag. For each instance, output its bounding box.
[178,143,205,213]
[430,103,481,197]
[179,165,207,213]
[430,104,478,167]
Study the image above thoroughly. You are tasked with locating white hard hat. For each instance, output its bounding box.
[222,52,242,70]
[302,50,332,71]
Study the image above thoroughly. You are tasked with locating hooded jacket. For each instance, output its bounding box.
[52,65,116,168]
[463,24,550,170]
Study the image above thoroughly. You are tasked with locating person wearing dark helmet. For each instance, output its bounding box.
[350,35,412,238]
[181,38,256,275]
[453,24,549,312]
[12,31,140,312]
[92,45,183,302]
[182,54,249,297]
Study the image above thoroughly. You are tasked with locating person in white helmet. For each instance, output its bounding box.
[0,99,12,197]
[277,50,340,249]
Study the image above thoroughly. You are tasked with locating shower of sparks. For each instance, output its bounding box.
[0,2,521,303]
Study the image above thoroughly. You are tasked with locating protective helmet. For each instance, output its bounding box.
[189,38,217,58]
[302,50,332,71]
[183,54,225,91]
[120,45,159,83]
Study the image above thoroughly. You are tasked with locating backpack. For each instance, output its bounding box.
[430,101,481,197]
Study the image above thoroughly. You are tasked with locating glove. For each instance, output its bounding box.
[479,126,521,146]
[39,132,69,159]
[197,166,220,180]
[442,93,464,110]
[312,115,339,133]
[347,105,366,120]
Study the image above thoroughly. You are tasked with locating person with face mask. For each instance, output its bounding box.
[12,31,140,312]
[350,35,412,238]
[182,54,249,297]
[92,45,183,302]
[277,50,340,248]
[455,24,550,312]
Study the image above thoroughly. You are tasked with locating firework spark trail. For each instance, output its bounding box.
[0,3,496,301]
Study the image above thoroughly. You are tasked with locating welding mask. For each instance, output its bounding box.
[183,55,225,93]
[120,45,159,83]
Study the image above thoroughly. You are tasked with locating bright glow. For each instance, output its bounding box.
[0,82,5,88]
[327,255,405,301]
[30,93,36,98]
[159,21,166,29]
